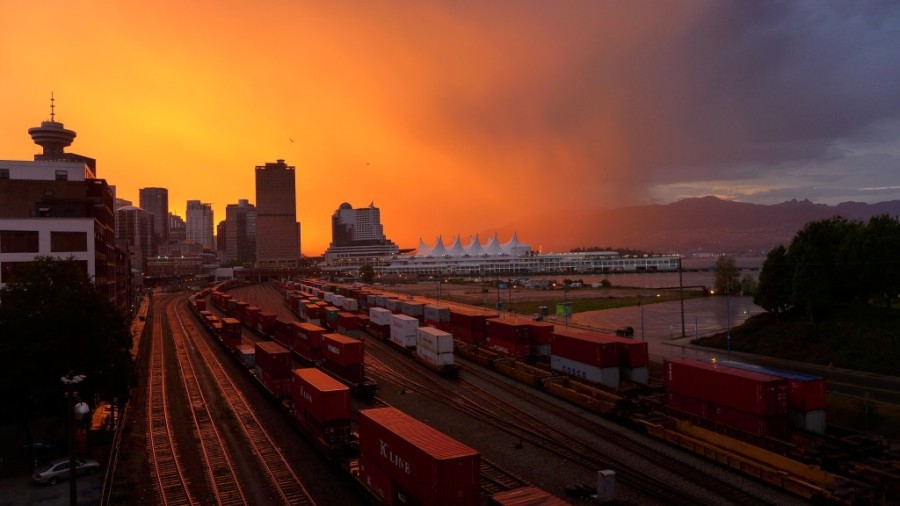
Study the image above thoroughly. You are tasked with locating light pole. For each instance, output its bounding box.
[61,372,88,506]
[725,287,731,354]
[639,296,644,341]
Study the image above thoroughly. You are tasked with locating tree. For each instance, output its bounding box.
[788,217,862,321]
[359,264,375,284]
[754,245,793,323]
[0,257,135,419]
[713,255,740,295]
[861,215,900,308]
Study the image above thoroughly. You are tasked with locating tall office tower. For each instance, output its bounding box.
[139,187,169,252]
[186,200,214,250]
[216,220,227,253]
[225,199,257,264]
[168,213,186,241]
[255,159,299,268]
[116,206,153,271]
[324,202,399,266]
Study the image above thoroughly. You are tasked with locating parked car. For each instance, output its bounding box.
[32,457,100,485]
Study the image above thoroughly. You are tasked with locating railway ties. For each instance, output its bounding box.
[480,458,530,496]
[174,300,316,506]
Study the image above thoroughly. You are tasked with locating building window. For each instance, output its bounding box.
[0,230,40,253]
[0,168,9,179]
[55,170,68,181]
[51,231,88,252]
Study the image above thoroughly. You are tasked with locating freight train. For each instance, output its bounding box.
[189,288,550,506]
[271,279,898,505]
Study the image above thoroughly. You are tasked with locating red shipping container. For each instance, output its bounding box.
[244,306,261,327]
[665,391,709,418]
[261,370,291,398]
[258,312,277,335]
[255,341,292,378]
[220,317,242,346]
[791,379,827,411]
[665,359,788,416]
[291,368,350,423]
[485,319,530,344]
[591,333,649,368]
[425,319,452,332]
[337,312,358,330]
[322,333,364,366]
[294,322,325,348]
[486,337,530,357]
[359,455,394,505]
[526,322,554,346]
[194,299,207,311]
[551,331,620,368]
[358,407,480,506]
[273,318,294,349]
[234,301,250,321]
[709,403,791,439]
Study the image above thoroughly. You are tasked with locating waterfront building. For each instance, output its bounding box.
[324,202,399,267]
[255,159,300,268]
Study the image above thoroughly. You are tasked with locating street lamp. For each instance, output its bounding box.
[61,372,88,506]
[639,296,644,341]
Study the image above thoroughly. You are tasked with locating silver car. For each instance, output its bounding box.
[32,457,100,485]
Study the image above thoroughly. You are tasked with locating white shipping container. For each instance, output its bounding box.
[370,307,393,326]
[789,409,826,434]
[324,292,335,303]
[333,295,346,309]
[416,327,453,354]
[384,298,401,312]
[390,314,419,348]
[345,299,358,312]
[236,345,256,369]
[374,295,386,307]
[416,347,455,366]
[551,355,620,389]
[423,305,451,322]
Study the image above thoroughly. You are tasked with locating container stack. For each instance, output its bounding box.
[244,306,261,328]
[324,306,340,331]
[449,309,496,344]
[664,359,790,439]
[550,330,621,389]
[416,326,455,368]
[526,321,554,357]
[390,314,419,349]
[384,298,402,313]
[304,303,322,325]
[369,307,393,338]
[357,407,480,506]
[235,344,255,369]
[337,311,358,337]
[400,301,426,322]
[322,333,365,384]
[423,305,451,331]
[485,319,531,357]
[255,341,292,397]
[291,368,351,448]
[719,361,827,433]
[257,311,277,335]
[220,317,243,348]
[292,322,325,362]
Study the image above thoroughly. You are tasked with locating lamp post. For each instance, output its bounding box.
[61,372,88,506]
[725,287,731,354]
[639,296,644,341]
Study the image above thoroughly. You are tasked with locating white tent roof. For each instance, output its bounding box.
[466,234,486,256]
[446,235,467,257]
[429,236,449,257]
[485,234,504,255]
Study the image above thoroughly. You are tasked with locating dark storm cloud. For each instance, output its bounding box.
[433,1,900,204]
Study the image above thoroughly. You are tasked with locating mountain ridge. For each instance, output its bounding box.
[493,197,900,254]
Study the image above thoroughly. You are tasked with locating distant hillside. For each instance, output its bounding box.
[498,197,900,253]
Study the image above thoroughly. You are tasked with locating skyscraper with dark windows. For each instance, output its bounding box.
[139,187,168,253]
[225,199,256,264]
[186,200,214,250]
[255,159,299,268]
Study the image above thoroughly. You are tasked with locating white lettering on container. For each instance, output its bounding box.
[379,439,411,474]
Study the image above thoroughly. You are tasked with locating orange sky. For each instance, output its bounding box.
[3,2,900,255]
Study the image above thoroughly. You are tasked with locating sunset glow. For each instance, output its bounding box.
[3,2,899,254]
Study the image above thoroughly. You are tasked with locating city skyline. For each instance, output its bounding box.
[3,2,900,255]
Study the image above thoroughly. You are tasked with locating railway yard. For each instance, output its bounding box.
[100,280,897,505]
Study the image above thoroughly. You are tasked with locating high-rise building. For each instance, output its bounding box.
[186,200,214,250]
[255,159,299,268]
[139,187,169,252]
[216,220,227,254]
[116,206,152,272]
[324,202,399,266]
[225,199,256,264]
[168,213,186,242]
[0,98,131,316]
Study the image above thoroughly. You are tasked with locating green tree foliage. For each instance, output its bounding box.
[754,245,793,322]
[0,257,134,418]
[754,215,900,321]
[359,264,375,284]
[713,255,740,294]
[860,215,900,308]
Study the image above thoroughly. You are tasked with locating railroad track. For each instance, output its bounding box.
[147,302,197,506]
[174,299,317,506]
[164,302,248,505]
[365,335,775,506]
